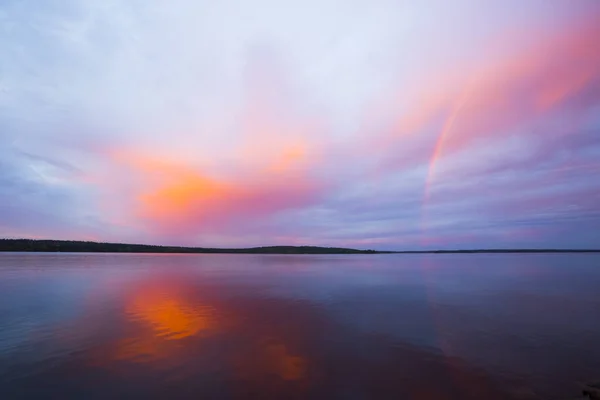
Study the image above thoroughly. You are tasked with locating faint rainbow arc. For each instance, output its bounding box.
[420,80,477,240]
[424,90,471,202]
[417,84,476,362]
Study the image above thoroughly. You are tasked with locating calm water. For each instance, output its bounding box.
[0,253,599,399]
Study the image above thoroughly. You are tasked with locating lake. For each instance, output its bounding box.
[0,253,599,399]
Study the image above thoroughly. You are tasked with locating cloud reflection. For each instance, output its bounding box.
[78,268,517,399]
[125,281,214,340]
[5,253,600,398]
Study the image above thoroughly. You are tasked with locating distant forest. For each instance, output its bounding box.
[0,239,598,254]
[0,239,382,254]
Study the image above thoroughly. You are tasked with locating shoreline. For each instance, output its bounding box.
[1,239,599,255]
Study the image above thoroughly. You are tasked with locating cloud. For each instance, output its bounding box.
[1,0,599,248]
[100,147,325,237]
[0,146,99,240]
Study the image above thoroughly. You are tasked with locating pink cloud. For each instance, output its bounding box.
[367,13,600,175]
[92,143,325,238]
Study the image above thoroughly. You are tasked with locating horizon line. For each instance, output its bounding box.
[1,238,599,254]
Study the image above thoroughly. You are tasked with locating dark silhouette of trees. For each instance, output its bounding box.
[0,239,381,254]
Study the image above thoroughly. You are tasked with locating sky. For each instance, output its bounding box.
[1,0,600,250]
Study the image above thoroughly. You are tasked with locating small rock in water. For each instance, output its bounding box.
[582,381,600,399]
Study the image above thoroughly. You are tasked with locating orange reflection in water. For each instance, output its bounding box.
[233,336,308,391]
[108,279,217,364]
[126,287,213,340]
[82,271,518,398]
[91,274,311,390]
[262,339,307,381]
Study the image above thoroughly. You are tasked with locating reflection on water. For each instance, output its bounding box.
[116,275,310,386]
[0,253,599,399]
[125,285,214,340]
[112,279,216,364]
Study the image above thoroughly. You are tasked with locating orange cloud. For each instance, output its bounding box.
[79,43,332,240]
[105,139,323,237]
[138,172,234,225]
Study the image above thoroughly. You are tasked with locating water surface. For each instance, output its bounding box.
[1,253,599,399]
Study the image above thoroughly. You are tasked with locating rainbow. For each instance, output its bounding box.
[424,89,473,202]
[420,84,475,243]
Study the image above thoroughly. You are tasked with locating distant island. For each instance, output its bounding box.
[0,239,598,254]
